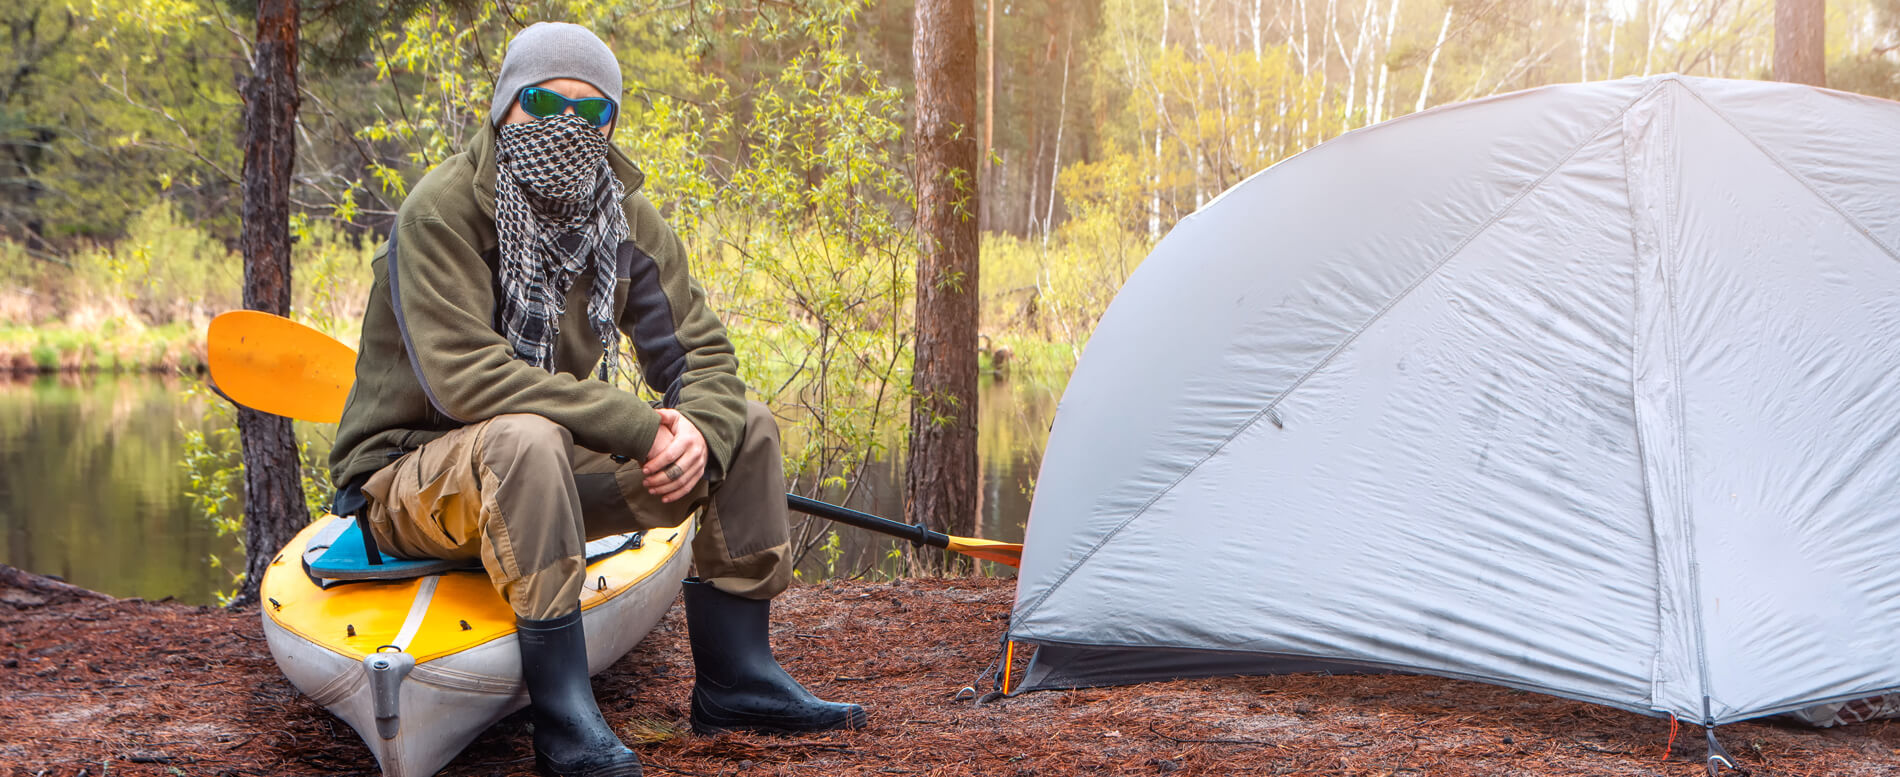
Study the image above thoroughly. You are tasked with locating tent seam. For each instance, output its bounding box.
[1013,80,1671,626]
[1652,83,1721,725]
[1624,94,1669,718]
[1673,80,1900,268]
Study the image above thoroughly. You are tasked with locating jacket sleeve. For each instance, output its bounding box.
[617,204,748,480]
[388,212,664,459]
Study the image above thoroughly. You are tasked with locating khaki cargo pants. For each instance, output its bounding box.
[360,400,793,620]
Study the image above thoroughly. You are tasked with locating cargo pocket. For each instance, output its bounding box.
[393,438,478,560]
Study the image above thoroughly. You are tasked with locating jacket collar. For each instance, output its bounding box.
[469,121,648,219]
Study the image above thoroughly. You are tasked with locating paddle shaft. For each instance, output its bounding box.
[785,493,950,551]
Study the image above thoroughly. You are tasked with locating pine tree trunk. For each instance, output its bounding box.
[981,0,995,232]
[232,0,310,608]
[908,0,980,575]
[1774,0,1826,86]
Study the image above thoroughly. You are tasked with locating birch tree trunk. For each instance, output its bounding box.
[1581,0,1592,81]
[1151,0,1170,241]
[1294,0,1311,141]
[1643,0,1657,75]
[1043,39,1071,249]
[908,0,981,574]
[1316,0,1336,144]
[1606,6,1617,78]
[1372,0,1400,123]
[1416,4,1453,113]
[1251,0,1264,149]
[233,0,310,608]
[1342,0,1374,126]
[1190,0,1207,208]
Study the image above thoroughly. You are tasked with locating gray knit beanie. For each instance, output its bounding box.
[488,22,623,126]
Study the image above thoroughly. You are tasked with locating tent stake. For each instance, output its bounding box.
[1704,725,1736,775]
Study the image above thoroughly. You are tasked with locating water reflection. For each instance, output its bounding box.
[0,374,239,604]
[0,372,1063,602]
[784,374,1062,581]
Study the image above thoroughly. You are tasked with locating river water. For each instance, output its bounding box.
[0,373,1060,604]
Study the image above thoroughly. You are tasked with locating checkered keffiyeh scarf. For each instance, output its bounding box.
[494,113,627,380]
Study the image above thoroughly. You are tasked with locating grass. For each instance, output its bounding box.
[0,322,205,373]
[0,203,375,374]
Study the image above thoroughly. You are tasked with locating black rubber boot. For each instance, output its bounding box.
[517,610,643,777]
[682,578,868,735]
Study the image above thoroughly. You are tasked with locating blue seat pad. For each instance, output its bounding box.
[305,518,477,582]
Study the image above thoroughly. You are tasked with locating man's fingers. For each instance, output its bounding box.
[643,436,696,489]
[644,430,690,476]
[644,447,687,488]
[642,411,683,475]
[654,466,697,500]
[654,449,707,502]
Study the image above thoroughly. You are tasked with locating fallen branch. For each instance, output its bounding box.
[0,565,114,602]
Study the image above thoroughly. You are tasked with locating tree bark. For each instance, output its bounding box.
[1774,0,1826,86]
[233,0,310,608]
[908,0,980,574]
[981,0,995,232]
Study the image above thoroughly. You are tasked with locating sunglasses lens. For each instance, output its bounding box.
[519,88,563,118]
[574,100,614,127]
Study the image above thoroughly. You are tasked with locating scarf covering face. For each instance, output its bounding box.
[493,112,628,380]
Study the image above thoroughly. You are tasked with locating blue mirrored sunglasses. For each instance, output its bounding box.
[518,86,616,128]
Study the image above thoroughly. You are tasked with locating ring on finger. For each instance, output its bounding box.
[665,464,683,481]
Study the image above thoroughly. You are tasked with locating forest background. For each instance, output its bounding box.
[2,0,1899,584]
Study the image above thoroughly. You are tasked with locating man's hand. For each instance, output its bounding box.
[643,409,707,502]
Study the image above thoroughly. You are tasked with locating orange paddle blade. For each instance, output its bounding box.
[207,311,358,424]
[946,537,1023,568]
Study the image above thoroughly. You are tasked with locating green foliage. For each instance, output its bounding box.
[290,215,377,343]
[981,214,1151,361]
[0,203,371,373]
[82,202,241,324]
[180,380,335,601]
[693,12,917,485]
[179,382,242,602]
[0,322,202,372]
[39,0,243,238]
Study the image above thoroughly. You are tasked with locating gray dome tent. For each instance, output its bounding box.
[1007,75,1900,735]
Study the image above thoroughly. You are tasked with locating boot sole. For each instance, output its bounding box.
[535,753,644,777]
[690,705,868,736]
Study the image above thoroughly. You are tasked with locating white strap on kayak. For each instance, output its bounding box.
[388,575,440,652]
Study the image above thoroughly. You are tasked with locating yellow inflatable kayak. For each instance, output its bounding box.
[259,514,694,777]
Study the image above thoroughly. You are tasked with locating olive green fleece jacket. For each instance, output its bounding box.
[329,123,746,492]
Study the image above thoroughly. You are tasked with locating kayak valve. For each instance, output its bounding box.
[364,651,417,740]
